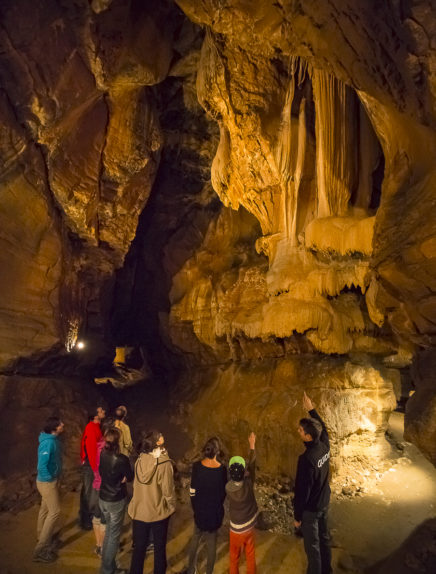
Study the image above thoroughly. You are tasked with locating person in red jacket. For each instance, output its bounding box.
[79,405,106,530]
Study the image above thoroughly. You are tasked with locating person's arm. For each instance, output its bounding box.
[247,432,256,483]
[160,461,176,515]
[86,427,99,471]
[303,392,329,448]
[189,462,198,511]
[121,455,134,483]
[37,440,54,481]
[293,455,314,525]
[125,425,133,454]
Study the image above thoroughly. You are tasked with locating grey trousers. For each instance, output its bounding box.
[187,525,218,574]
[35,480,61,554]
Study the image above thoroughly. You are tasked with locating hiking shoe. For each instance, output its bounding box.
[94,545,102,557]
[146,542,154,554]
[33,550,57,563]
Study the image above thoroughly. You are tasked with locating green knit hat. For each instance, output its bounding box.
[229,455,246,468]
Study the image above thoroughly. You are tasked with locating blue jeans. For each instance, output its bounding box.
[99,498,127,574]
[301,508,332,574]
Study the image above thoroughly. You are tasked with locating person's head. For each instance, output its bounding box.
[229,456,246,482]
[115,405,127,421]
[138,430,164,454]
[104,427,120,454]
[202,437,223,461]
[101,416,115,436]
[298,418,322,442]
[43,416,64,436]
[96,404,107,421]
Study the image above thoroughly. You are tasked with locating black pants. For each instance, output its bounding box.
[78,461,94,528]
[130,517,170,574]
[301,508,332,574]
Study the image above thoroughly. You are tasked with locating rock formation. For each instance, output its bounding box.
[0,0,435,507]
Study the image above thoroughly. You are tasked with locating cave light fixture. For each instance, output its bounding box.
[76,340,85,350]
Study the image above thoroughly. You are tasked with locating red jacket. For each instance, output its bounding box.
[80,421,102,471]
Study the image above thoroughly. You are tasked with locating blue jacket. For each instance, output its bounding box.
[37,432,62,482]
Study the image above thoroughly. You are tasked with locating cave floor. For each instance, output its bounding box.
[0,413,435,574]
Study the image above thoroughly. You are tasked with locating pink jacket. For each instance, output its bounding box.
[93,437,105,490]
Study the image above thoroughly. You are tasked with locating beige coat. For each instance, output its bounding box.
[128,451,176,523]
[114,420,133,456]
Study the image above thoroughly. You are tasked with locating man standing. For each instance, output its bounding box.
[293,392,332,574]
[33,416,64,563]
[114,405,133,457]
[79,405,106,529]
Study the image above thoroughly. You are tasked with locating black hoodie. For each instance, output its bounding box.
[293,409,331,522]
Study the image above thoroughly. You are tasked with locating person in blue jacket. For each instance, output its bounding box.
[33,416,65,563]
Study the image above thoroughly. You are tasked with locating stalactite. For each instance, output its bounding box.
[354,100,381,210]
[312,69,358,217]
[273,57,309,245]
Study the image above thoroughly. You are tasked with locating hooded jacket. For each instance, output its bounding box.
[128,450,176,523]
[37,432,62,482]
[226,449,258,533]
[293,409,331,522]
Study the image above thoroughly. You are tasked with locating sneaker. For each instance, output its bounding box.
[146,542,154,554]
[94,546,102,557]
[33,550,57,563]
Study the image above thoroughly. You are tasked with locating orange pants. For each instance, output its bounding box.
[229,529,256,574]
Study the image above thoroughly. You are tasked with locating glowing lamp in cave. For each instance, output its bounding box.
[76,341,85,350]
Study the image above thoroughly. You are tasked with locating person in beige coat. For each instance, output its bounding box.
[128,430,175,574]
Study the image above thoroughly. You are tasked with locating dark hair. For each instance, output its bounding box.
[137,430,162,454]
[104,428,120,454]
[202,437,222,460]
[229,462,245,482]
[43,416,62,434]
[299,417,322,441]
[101,416,115,435]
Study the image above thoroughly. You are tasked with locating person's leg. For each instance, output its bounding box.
[129,520,150,574]
[204,529,218,574]
[36,482,48,541]
[243,529,256,574]
[152,517,170,574]
[301,511,322,574]
[229,530,242,574]
[187,525,202,574]
[34,481,61,556]
[100,498,126,574]
[318,509,333,574]
[79,462,94,528]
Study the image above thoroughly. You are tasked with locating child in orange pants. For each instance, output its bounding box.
[226,432,258,574]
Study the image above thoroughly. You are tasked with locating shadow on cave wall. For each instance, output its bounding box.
[109,71,221,386]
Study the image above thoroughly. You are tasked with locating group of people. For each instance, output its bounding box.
[33,392,332,574]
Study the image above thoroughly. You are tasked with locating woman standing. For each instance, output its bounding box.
[185,437,227,574]
[129,430,176,574]
[99,427,133,574]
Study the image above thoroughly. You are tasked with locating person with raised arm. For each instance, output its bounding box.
[293,392,332,574]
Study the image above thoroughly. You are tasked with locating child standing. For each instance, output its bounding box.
[226,432,257,574]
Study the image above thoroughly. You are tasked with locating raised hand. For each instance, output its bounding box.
[303,392,314,411]
[248,432,256,449]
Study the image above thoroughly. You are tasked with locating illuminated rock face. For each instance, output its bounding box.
[176,357,398,477]
[170,0,436,463]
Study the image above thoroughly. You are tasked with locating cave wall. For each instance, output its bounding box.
[0,0,183,370]
[168,0,436,465]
